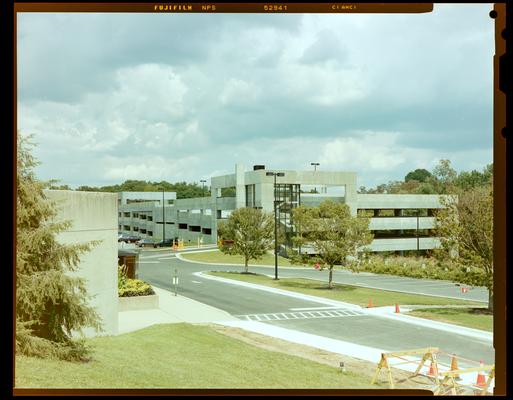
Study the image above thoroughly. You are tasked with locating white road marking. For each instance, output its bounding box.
[235,309,365,322]
[191,280,202,284]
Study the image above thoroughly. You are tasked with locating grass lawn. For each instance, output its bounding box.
[181,249,297,267]
[209,271,482,308]
[406,308,493,332]
[15,323,382,389]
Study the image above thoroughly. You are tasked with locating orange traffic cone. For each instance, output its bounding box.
[450,354,461,381]
[367,298,373,308]
[395,303,400,313]
[428,360,438,377]
[476,360,486,387]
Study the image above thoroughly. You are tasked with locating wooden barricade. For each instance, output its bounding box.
[433,364,495,396]
[371,347,440,389]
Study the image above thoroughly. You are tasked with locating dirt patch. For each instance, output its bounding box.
[206,323,436,391]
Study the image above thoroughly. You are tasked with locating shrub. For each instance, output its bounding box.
[357,255,462,282]
[118,264,155,297]
[118,278,155,297]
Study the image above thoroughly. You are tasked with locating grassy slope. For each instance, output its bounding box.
[15,323,380,389]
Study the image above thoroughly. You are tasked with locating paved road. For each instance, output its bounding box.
[175,250,488,303]
[137,249,494,368]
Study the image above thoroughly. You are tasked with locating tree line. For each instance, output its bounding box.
[50,179,211,199]
[358,159,493,195]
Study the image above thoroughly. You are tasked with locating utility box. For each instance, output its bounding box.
[118,249,139,279]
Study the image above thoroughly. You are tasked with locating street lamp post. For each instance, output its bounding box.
[162,189,165,242]
[416,210,419,253]
[310,162,320,171]
[266,171,285,280]
[200,179,207,196]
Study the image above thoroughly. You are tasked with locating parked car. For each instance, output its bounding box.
[119,235,141,243]
[153,239,173,248]
[136,238,155,248]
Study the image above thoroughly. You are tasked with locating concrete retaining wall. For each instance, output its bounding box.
[45,190,119,337]
[118,294,159,312]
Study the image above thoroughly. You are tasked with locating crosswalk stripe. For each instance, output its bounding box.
[235,308,364,321]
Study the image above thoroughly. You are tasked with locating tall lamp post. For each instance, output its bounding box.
[161,189,166,242]
[200,179,207,196]
[266,171,285,280]
[310,162,320,171]
[416,209,420,253]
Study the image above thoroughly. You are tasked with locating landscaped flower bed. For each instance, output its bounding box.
[118,265,158,311]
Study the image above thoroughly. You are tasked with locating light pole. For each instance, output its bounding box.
[266,171,285,280]
[162,189,166,242]
[311,162,320,171]
[200,179,207,196]
[416,209,419,253]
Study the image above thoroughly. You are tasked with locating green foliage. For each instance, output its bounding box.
[363,160,492,195]
[356,255,461,281]
[118,279,155,297]
[405,168,432,183]
[75,179,210,199]
[291,201,373,288]
[117,265,155,297]
[217,207,275,273]
[16,134,103,361]
[434,184,493,310]
[118,265,128,289]
[221,187,236,197]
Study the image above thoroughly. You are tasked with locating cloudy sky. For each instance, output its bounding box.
[17,4,495,189]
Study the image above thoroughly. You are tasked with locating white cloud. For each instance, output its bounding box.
[219,78,262,106]
[103,155,200,182]
[17,6,494,188]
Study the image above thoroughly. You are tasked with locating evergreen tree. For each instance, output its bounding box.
[16,134,103,361]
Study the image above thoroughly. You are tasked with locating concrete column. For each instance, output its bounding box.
[235,163,245,209]
[211,187,220,241]
[345,178,359,216]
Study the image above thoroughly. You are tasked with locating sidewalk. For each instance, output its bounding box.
[117,286,238,334]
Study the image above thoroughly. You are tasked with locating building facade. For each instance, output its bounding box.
[118,164,449,253]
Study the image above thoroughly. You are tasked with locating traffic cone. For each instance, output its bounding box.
[476,360,486,387]
[428,360,438,377]
[395,303,400,313]
[461,287,468,293]
[367,298,373,308]
[450,354,461,381]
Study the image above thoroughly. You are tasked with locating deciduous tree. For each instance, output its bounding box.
[434,184,494,311]
[217,207,275,273]
[291,201,373,289]
[405,168,432,183]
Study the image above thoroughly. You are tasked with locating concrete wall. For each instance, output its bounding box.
[357,194,449,209]
[118,191,176,205]
[369,216,436,230]
[45,190,118,337]
[367,237,441,252]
